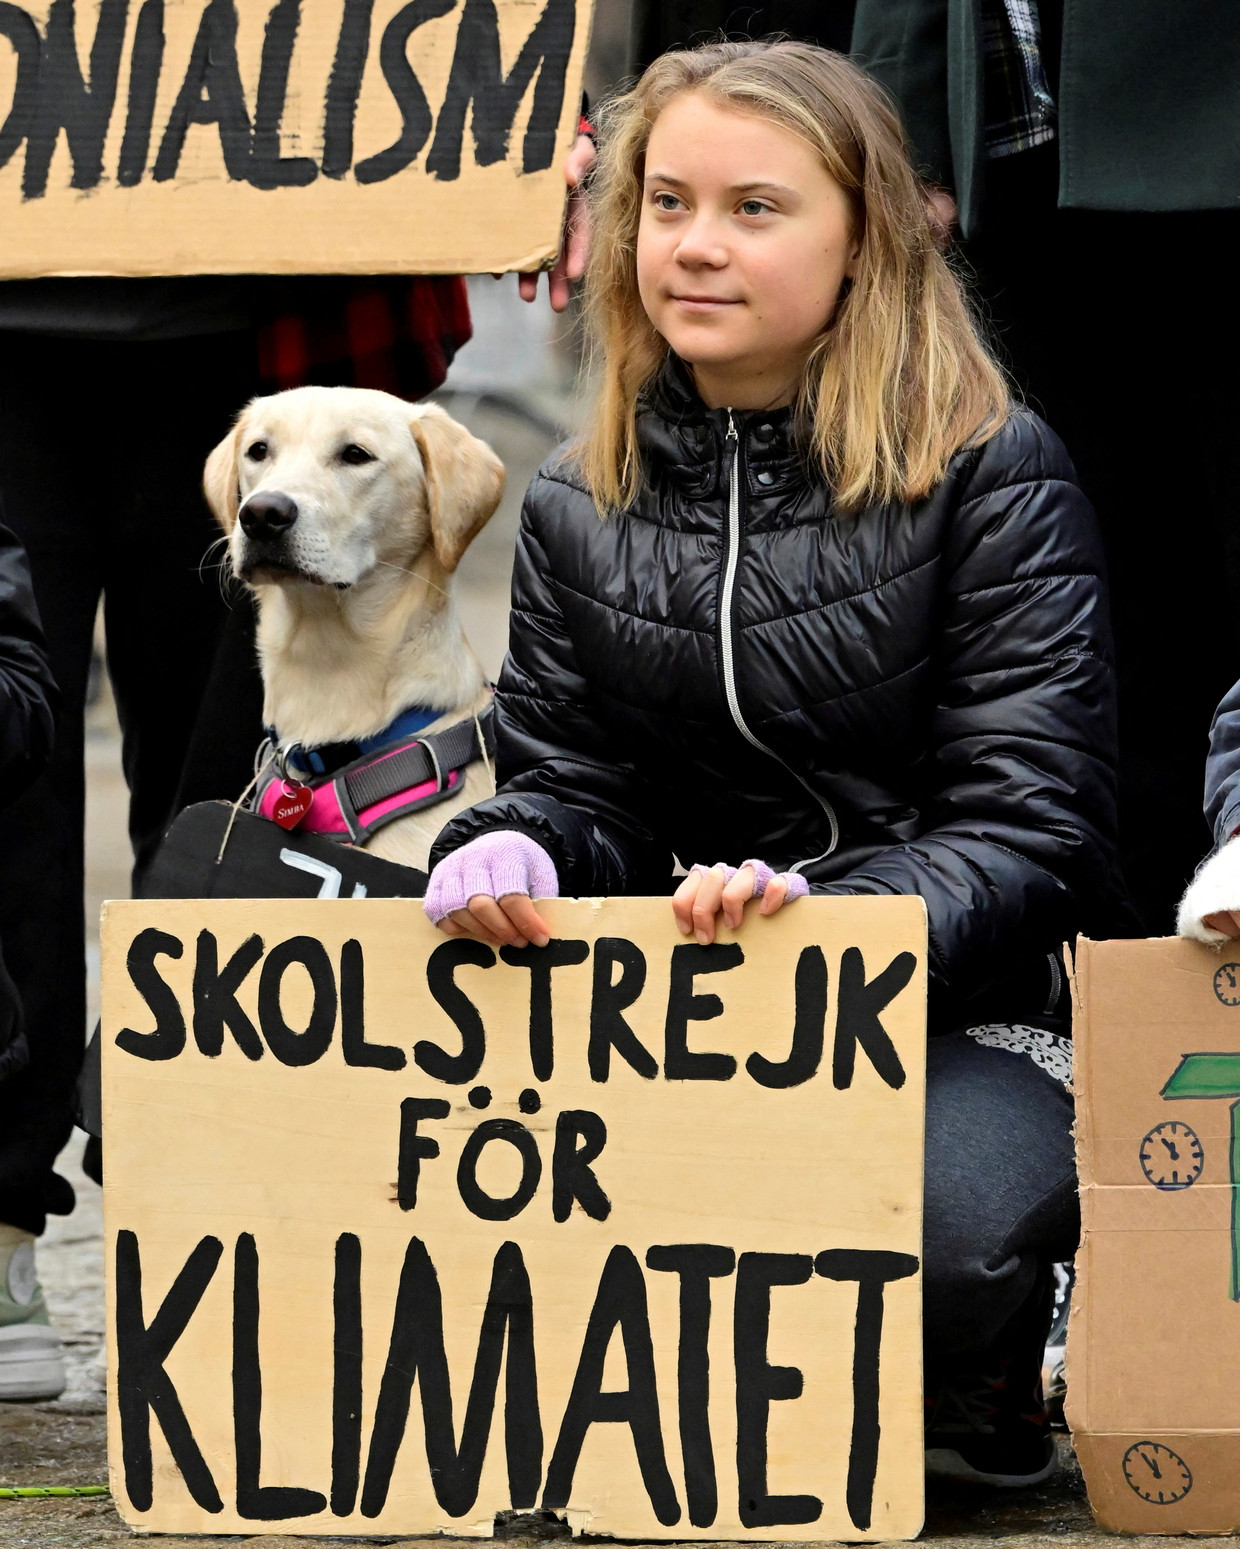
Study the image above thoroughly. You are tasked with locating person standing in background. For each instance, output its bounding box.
[630,0,1240,934]
[0,271,470,1398]
[0,104,594,1398]
[848,0,1240,933]
[631,0,855,67]
[0,519,58,1399]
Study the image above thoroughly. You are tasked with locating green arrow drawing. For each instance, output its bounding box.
[1162,1053,1240,1300]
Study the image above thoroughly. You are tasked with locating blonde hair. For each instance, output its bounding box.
[578,40,1010,512]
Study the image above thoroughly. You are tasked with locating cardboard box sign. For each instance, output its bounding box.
[1070,935,1240,1533]
[100,896,927,1539]
[0,0,592,277]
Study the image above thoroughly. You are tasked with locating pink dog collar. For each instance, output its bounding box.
[253,710,490,845]
[256,767,461,839]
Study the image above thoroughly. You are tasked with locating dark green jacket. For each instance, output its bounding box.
[852,0,1240,234]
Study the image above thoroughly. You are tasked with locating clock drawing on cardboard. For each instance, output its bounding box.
[1139,1121,1204,1190]
[1122,1440,1193,1504]
[1213,961,1240,1005]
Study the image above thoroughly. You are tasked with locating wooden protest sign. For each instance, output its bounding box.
[101,895,927,1539]
[0,0,592,277]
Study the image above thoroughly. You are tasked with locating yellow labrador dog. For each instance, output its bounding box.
[204,385,504,872]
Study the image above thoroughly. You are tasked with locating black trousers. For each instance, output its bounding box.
[923,1029,1077,1368]
[0,332,264,1234]
[965,148,1240,933]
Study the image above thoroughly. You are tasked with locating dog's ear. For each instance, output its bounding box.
[410,405,505,571]
[203,413,247,531]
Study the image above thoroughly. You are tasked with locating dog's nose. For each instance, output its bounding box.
[239,491,298,540]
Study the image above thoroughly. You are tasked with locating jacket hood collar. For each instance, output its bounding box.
[636,353,799,488]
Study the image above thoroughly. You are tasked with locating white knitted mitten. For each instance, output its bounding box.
[1178,838,1240,943]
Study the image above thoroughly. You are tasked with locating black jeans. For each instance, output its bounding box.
[923,1029,1077,1370]
[965,148,1240,932]
[0,331,265,1234]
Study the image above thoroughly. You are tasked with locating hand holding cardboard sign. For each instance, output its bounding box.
[518,134,597,311]
[673,862,808,945]
[426,831,557,947]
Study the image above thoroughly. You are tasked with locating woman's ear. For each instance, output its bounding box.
[203,413,248,531]
[410,404,505,571]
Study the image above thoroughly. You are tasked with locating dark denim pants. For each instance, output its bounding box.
[923,1029,1077,1370]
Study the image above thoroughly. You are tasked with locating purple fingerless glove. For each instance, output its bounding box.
[688,859,810,900]
[424,831,559,924]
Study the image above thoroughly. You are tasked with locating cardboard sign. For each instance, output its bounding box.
[1070,935,1240,1533]
[100,895,927,1539]
[0,0,592,277]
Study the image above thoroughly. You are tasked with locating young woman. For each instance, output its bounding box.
[425,42,1117,1486]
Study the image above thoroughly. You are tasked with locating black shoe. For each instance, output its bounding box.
[925,1274,1058,1487]
[924,1370,1057,1485]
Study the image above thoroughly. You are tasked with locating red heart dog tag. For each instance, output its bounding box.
[271,781,312,829]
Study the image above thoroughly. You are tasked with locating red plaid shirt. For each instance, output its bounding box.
[256,275,472,401]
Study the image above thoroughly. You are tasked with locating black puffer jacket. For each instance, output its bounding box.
[433,367,1118,1026]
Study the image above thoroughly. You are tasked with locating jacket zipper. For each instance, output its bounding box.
[721,410,840,864]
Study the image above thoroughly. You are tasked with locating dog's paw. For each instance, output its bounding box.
[1178,839,1240,942]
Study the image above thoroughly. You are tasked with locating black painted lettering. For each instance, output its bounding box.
[116,0,163,185]
[543,1245,681,1525]
[552,1110,610,1222]
[457,1118,541,1220]
[114,1229,224,1514]
[396,1096,450,1210]
[0,4,42,176]
[257,936,336,1066]
[426,0,574,181]
[832,947,914,1090]
[418,938,493,1082]
[23,0,129,199]
[664,943,741,1081]
[192,930,264,1060]
[734,1252,821,1528]
[116,928,185,1060]
[814,1249,918,1531]
[645,1245,735,1528]
[499,938,589,1081]
[353,0,453,184]
[320,0,371,177]
[247,0,316,187]
[747,945,827,1088]
[331,1233,363,1516]
[589,937,656,1081]
[340,938,405,1069]
[233,1233,327,1519]
[153,0,250,182]
[361,1237,542,1517]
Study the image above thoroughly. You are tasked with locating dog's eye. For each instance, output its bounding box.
[340,443,375,466]
[246,441,269,462]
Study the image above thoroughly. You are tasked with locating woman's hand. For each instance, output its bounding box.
[424,832,558,948]
[672,860,809,944]
[924,186,957,250]
[516,134,596,311]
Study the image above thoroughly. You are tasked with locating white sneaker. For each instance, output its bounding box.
[0,1225,66,1401]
